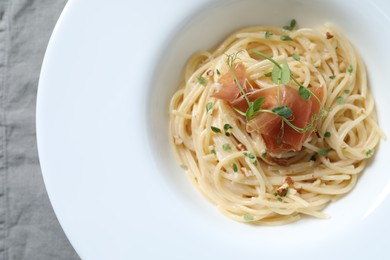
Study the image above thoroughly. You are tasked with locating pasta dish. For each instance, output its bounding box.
[169,20,383,225]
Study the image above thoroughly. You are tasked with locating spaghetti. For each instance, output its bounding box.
[169,22,383,225]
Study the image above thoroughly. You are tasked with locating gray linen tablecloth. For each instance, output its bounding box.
[0,0,79,259]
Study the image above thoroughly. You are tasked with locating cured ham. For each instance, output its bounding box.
[212,63,324,154]
[211,63,246,102]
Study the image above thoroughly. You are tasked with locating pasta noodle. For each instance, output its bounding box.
[169,23,383,225]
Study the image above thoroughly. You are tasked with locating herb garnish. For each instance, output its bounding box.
[344,89,350,94]
[198,76,206,85]
[366,149,372,157]
[216,69,221,76]
[222,143,232,151]
[292,53,300,61]
[206,102,213,113]
[211,126,221,133]
[225,50,325,140]
[298,86,310,100]
[261,152,267,158]
[347,65,353,73]
[243,152,257,164]
[245,97,265,121]
[329,75,336,80]
[283,19,297,31]
[210,149,216,155]
[324,131,331,138]
[272,106,292,118]
[319,148,332,156]
[280,35,293,41]
[243,214,254,221]
[265,31,272,39]
[336,96,345,104]
[224,124,233,131]
[232,162,238,172]
[224,123,233,136]
[264,71,272,77]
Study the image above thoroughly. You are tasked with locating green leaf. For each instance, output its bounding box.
[252,97,265,112]
[344,89,350,94]
[324,131,331,137]
[281,60,291,84]
[246,103,255,121]
[211,126,221,133]
[232,163,238,172]
[206,102,213,113]
[246,98,265,121]
[264,71,272,77]
[292,53,300,61]
[216,69,221,76]
[283,19,297,31]
[265,31,272,39]
[347,65,353,73]
[366,149,372,157]
[272,65,282,84]
[222,143,232,151]
[243,214,254,221]
[224,124,233,131]
[244,152,257,164]
[261,152,267,158]
[210,149,216,155]
[329,75,336,80]
[272,106,292,118]
[319,148,332,156]
[198,76,206,85]
[280,35,292,41]
[298,86,310,100]
[336,96,345,104]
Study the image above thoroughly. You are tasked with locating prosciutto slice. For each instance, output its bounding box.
[212,63,324,154]
[211,63,246,102]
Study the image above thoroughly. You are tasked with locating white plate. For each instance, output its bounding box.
[37,0,390,259]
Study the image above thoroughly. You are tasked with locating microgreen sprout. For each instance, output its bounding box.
[283,19,297,31]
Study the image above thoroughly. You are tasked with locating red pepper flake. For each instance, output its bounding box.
[236,143,246,151]
[285,176,294,186]
[326,32,334,39]
[277,187,288,197]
